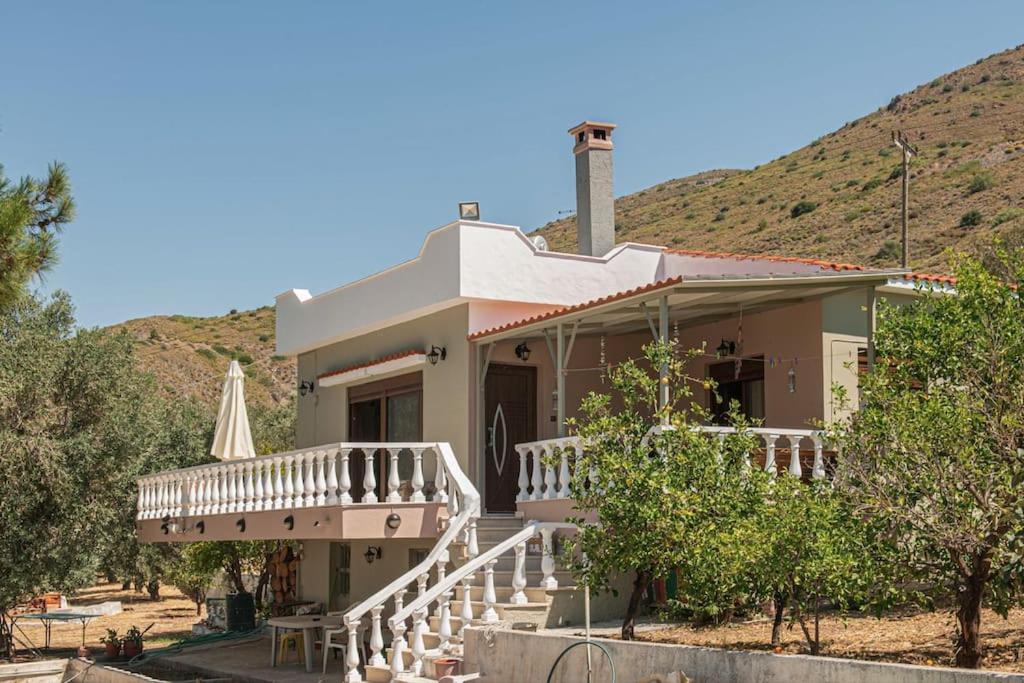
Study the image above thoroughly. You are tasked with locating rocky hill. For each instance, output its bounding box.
[112,306,295,409]
[534,44,1024,273]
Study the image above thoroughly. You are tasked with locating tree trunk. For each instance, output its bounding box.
[956,574,986,668]
[621,569,651,641]
[146,579,160,601]
[771,591,787,646]
[253,551,274,611]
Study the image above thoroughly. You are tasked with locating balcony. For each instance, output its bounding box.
[135,442,469,543]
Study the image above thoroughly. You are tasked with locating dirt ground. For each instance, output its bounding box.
[634,604,1024,672]
[10,582,201,659]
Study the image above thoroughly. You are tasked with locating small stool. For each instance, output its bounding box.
[278,631,305,663]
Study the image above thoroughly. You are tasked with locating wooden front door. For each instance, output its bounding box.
[484,364,536,513]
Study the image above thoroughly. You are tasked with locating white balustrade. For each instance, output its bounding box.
[459,575,474,640]
[540,527,558,589]
[481,558,499,623]
[510,541,528,604]
[410,608,427,676]
[362,449,377,503]
[386,448,402,503]
[437,591,453,653]
[314,451,327,506]
[368,605,385,667]
[343,617,360,683]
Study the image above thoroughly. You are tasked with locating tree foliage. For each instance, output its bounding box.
[0,163,75,309]
[832,250,1024,668]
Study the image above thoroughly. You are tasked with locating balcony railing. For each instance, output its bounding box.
[136,442,462,520]
[514,426,828,502]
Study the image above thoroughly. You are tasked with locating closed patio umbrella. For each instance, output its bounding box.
[210,360,256,460]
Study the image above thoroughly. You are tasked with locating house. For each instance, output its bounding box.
[136,122,946,681]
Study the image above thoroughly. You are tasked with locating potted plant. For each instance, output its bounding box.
[122,626,143,659]
[99,629,121,659]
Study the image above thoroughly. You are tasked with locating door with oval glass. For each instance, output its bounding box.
[484,364,536,513]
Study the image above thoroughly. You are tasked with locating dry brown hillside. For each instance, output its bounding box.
[111,306,295,409]
[535,44,1024,273]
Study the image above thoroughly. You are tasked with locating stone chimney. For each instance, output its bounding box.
[569,121,616,257]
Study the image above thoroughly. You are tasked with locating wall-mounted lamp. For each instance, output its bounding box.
[386,513,402,530]
[283,515,295,531]
[716,339,737,357]
[427,346,447,365]
[364,545,383,564]
[299,380,315,397]
[514,342,532,362]
[195,521,205,535]
[236,518,246,533]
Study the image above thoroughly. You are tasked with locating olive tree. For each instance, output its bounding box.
[833,251,1024,668]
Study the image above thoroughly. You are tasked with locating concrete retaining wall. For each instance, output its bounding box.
[64,659,165,683]
[462,628,1024,683]
[0,659,65,683]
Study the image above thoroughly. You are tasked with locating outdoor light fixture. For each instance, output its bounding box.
[364,545,383,564]
[283,514,295,531]
[716,339,737,357]
[195,521,205,535]
[299,380,315,397]
[386,513,402,530]
[458,201,480,221]
[427,345,447,365]
[236,518,246,533]
[515,342,532,362]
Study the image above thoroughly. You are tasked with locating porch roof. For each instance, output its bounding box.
[468,269,905,343]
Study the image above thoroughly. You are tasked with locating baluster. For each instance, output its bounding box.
[343,617,361,683]
[481,558,499,623]
[367,605,385,666]
[203,469,214,515]
[224,465,236,513]
[410,609,427,676]
[196,471,208,515]
[184,472,196,516]
[303,452,316,507]
[173,477,183,517]
[270,457,284,510]
[543,445,557,500]
[243,462,256,512]
[788,435,803,477]
[530,448,543,501]
[386,448,402,503]
[417,572,429,603]
[338,449,352,504]
[540,528,558,589]
[557,443,571,498]
[764,434,778,475]
[459,575,474,640]
[812,436,826,479]
[136,482,145,520]
[252,461,265,511]
[435,554,448,618]
[362,450,377,503]
[283,455,296,508]
[389,617,407,677]
[511,541,528,604]
[147,479,157,519]
[314,451,327,506]
[517,446,530,502]
[261,459,274,510]
[437,591,453,653]
[325,449,339,505]
[237,463,248,512]
[467,518,479,558]
[432,450,448,505]
[217,467,229,514]
[407,448,423,501]
[448,480,459,517]
[150,478,161,518]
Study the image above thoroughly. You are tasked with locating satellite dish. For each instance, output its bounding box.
[531,235,549,251]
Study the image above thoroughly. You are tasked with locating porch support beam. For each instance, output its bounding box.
[563,321,580,367]
[658,295,669,423]
[542,329,557,367]
[640,302,659,342]
[556,322,566,437]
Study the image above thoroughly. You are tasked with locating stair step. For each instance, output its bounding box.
[473,516,524,529]
[452,584,550,603]
[464,569,573,587]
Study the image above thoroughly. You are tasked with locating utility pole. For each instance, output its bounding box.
[892,130,917,269]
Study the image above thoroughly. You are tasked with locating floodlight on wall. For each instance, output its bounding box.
[458,202,480,221]
[515,342,532,362]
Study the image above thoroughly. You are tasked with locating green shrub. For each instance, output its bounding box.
[874,240,901,262]
[196,348,217,361]
[862,178,884,192]
[212,344,232,356]
[235,352,254,365]
[942,83,954,93]
[258,334,270,342]
[967,172,995,194]
[960,210,983,227]
[846,179,861,187]
[271,354,287,362]
[992,208,1024,227]
[790,201,817,218]
[888,166,903,181]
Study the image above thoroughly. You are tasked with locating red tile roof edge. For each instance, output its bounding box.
[901,272,957,285]
[467,276,684,341]
[318,348,424,381]
[664,248,867,272]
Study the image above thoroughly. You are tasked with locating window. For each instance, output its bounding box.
[593,128,607,140]
[348,372,423,499]
[708,357,765,425]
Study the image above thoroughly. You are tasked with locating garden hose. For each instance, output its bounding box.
[546,639,616,683]
[125,623,266,667]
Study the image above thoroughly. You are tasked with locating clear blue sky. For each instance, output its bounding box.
[3,1,1023,327]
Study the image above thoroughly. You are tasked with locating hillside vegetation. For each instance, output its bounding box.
[535,44,1024,272]
[111,306,295,409]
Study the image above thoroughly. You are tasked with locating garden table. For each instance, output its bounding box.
[11,612,99,650]
[268,613,342,673]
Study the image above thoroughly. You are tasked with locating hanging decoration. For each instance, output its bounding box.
[599,334,607,384]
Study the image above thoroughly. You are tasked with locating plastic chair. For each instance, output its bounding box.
[278,631,305,664]
[321,620,367,674]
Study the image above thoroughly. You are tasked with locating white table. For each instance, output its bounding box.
[268,614,343,673]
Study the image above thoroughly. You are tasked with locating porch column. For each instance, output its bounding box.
[556,322,566,437]
[866,286,876,371]
[658,294,669,423]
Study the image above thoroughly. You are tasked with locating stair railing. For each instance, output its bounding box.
[386,521,576,677]
[340,442,479,683]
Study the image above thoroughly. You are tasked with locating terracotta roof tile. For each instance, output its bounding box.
[664,248,867,272]
[318,348,424,381]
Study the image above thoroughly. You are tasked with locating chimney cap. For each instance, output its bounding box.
[569,121,616,154]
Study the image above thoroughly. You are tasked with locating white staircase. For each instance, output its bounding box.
[360,516,576,682]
